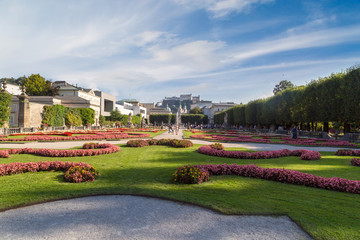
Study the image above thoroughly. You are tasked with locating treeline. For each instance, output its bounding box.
[149,114,208,125]
[106,110,142,126]
[42,105,95,127]
[214,66,360,133]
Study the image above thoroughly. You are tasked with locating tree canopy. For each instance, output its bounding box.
[189,107,202,114]
[23,74,58,96]
[273,80,294,95]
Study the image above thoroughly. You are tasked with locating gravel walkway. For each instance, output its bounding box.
[0,195,312,240]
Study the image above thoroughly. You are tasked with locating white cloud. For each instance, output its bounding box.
[173,0,274,17]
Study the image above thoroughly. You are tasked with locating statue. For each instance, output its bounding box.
[223,112,228,129]
[127,113,133,128]
[141,116,146,128]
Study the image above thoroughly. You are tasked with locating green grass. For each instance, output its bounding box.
[0,144,359,239]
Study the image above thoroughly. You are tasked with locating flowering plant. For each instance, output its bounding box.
[0,161,98,183]
[173,165,209,184]
[174,164,360,194]
[64,165,99,183]
[351,158,360,166]
[209,143,225,150]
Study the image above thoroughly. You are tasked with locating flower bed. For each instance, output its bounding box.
[190,133,356,147]
[174,164,360,194]
[126,139,193,148]
[0,132,150,142]
[197,145,321,160]
[0,143,120,158]
[351,158,360,166]
[0,161,98,183]
[335,149,360,156]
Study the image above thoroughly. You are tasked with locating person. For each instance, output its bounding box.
[292,126,297,139]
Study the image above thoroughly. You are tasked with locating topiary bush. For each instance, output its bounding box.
[173,165,209,184]
[64,165,99,183]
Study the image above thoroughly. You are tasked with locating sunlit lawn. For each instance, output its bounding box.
[0,144,359,239]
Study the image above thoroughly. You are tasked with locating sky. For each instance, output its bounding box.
[1,0,360,104]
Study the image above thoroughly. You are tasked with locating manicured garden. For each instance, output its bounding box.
[184,130,358,147]
[0,142,359,240]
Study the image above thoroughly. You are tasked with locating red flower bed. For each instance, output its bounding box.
[0,132,150,142]
[177,164,360,194]
[351,158,360,166]
[0,143,120,158]
[126,139,193,148]
[0,161,98,183]
[197,145,321,160]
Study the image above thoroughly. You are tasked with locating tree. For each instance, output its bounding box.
[64,108,82,127]
[273,80,294,95]
[23,74,58,96]
[77,108,95,125]
[109,109,122,121]
[189,107,202,114]
[0,92,12,127]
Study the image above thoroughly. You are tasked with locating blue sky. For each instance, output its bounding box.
[1,0,360,104]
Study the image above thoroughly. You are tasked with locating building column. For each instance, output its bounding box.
[18,93,30,128]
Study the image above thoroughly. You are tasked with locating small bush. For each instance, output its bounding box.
[210,143,224,150]
[64,166,99,183]
[173,165,209,184]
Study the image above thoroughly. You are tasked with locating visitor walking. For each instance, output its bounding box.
[292,126,297,139]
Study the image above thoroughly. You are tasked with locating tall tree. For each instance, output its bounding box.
[189,107,202,114]
[0,92,12,127]
[23,74,58,96]
[273,80,294,95]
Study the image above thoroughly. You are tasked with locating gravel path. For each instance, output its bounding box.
[0,195,312,240]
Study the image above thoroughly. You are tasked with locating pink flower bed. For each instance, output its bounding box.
[190,133,356,147]
[0,133,150,142]
[335,149,360,156]
[0,143,120,158]
[351,158,360,166]
[197,145,321,160]
[126,139,193,148]
[187,164,360,194]
[0,161,98,183]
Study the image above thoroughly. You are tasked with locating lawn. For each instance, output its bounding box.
[0,144,359,240]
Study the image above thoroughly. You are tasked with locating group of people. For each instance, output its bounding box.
[168,124,180,135]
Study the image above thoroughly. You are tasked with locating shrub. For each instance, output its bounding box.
[64,166,99,183]
[173,165,209,184]
[126,140,149,147]
[82,142,99,149]
[351,158,360,166]
[336,149,360,156]
[210,143,225,150]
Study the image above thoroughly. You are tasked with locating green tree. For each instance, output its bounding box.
[99,115,106,125]
[273,80,294,95]
[0,92,12,127]
[23,74,58,96]
[64,108,82,127]
[109,109,122,121]
[77,108,95,125]
[189,107,202,114]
